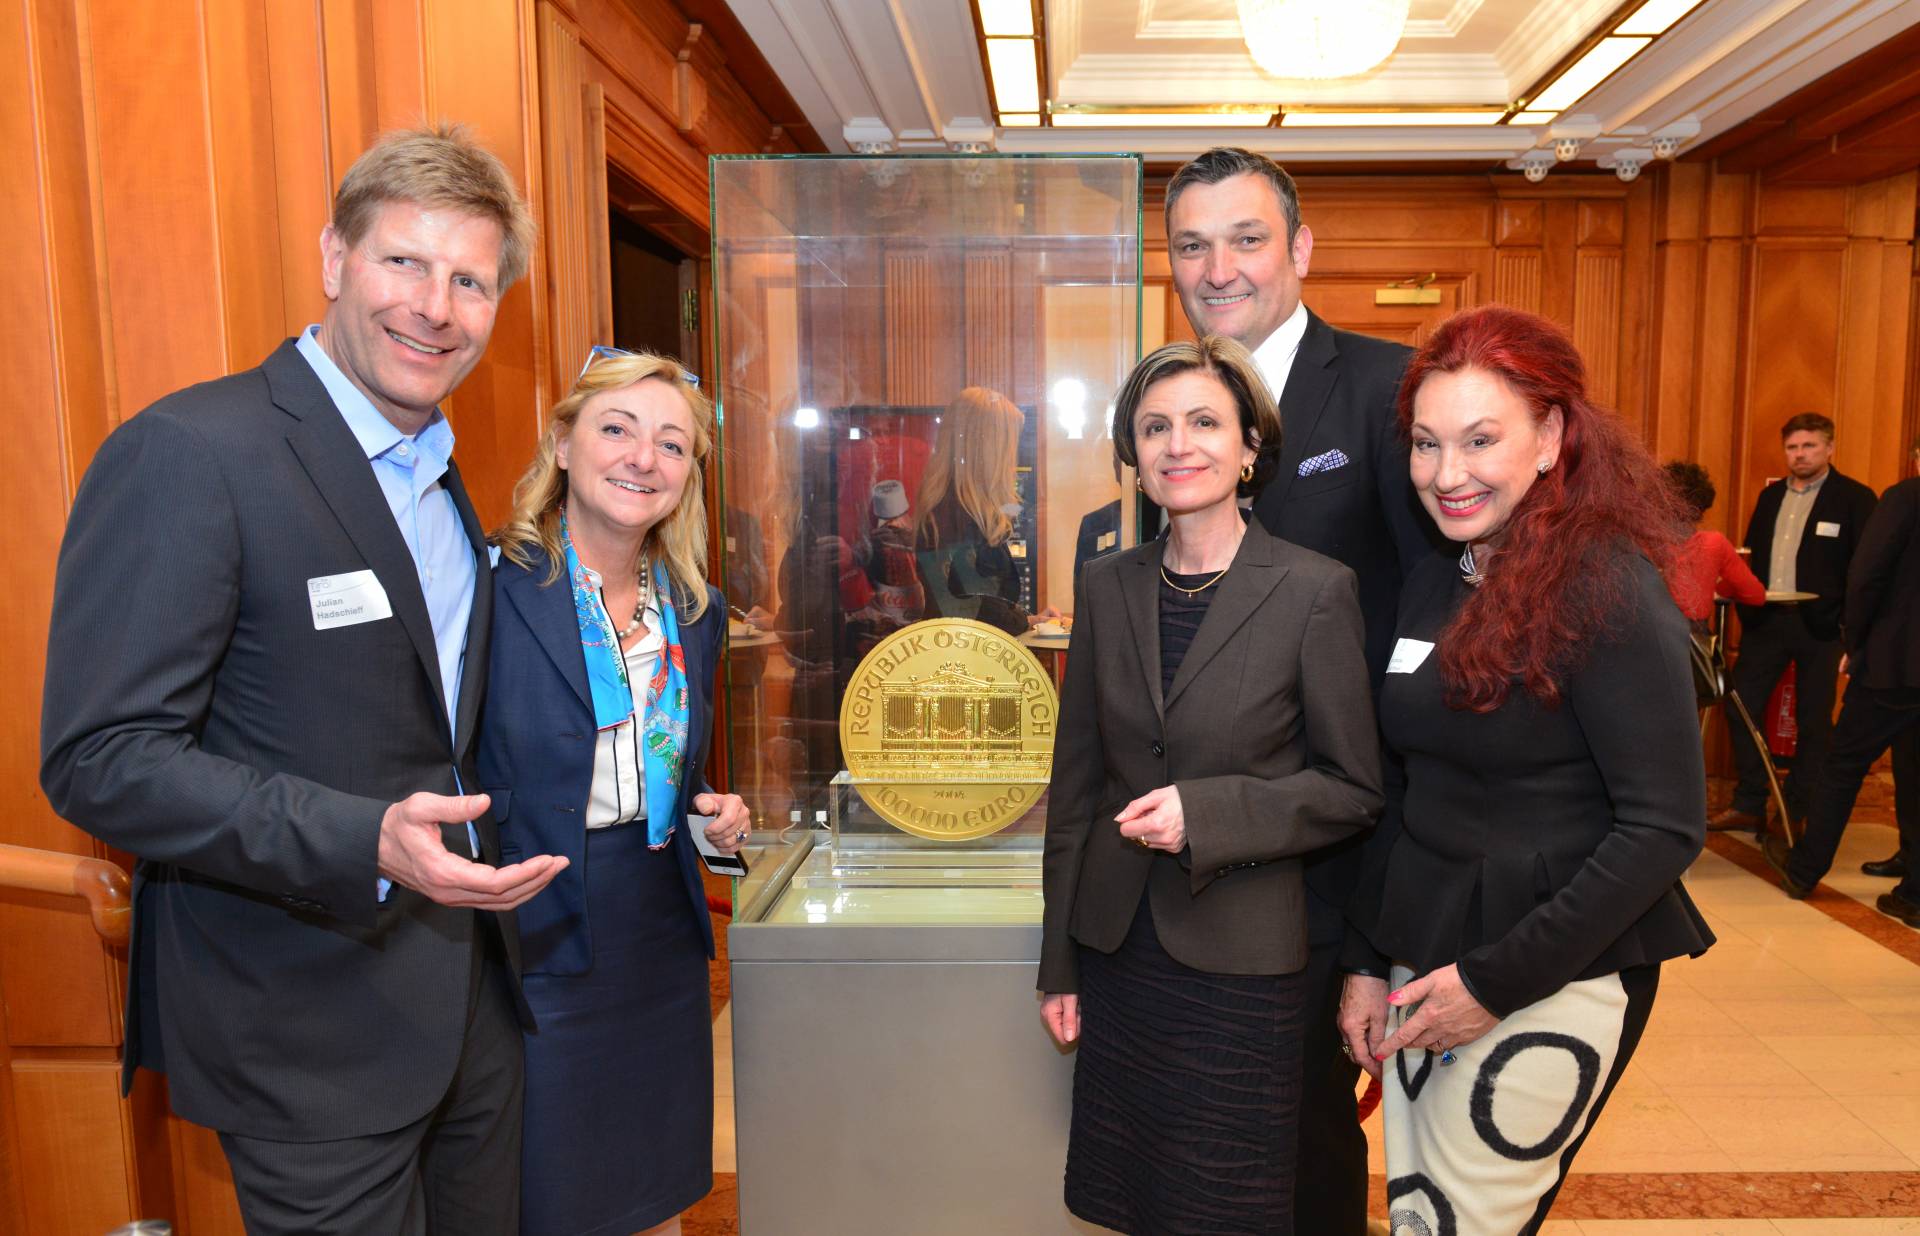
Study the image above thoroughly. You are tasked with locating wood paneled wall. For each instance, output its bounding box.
[2,0,797,1230]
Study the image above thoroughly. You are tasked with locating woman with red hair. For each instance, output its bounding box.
[1335,306,1714,1233]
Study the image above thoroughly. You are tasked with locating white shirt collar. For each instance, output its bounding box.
[1250,301,1310,398]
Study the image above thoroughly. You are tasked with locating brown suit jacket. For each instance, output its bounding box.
[1038,518,1383,992]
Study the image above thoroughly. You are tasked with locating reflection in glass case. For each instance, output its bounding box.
[711,154,1143,844]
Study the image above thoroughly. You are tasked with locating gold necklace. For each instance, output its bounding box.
[1160,563,1230,595]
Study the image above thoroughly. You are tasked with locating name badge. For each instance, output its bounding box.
[1815,521,1841,538]
[308,570,393,631]
[1387,638,1434,674]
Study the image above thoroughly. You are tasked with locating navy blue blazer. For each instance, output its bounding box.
[477,547,724,975]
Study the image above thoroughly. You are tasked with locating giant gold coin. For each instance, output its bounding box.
[839,618,1059,840]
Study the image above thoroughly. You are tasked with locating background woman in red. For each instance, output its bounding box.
[1337,306,1714,1234]
[1663,459,1765,624]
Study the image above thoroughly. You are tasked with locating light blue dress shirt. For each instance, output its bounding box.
[296,327,480,890]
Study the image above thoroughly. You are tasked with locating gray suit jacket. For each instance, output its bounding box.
[1038,518,1383,992]
[40,340,515,1141]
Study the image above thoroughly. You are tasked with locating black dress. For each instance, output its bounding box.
[1065,569,1307,1236]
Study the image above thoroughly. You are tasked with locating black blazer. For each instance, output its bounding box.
[1249,310,1443,915]
[40,340,515,1141]
[1252,310,1439,685]
[1038,519,1383,993]
[1346,551,1714,1017]
[1738,467,1879,640]
[1845,477,1920,691]
[477,550,722,975]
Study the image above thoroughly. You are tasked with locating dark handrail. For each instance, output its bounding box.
[0,842,131,945]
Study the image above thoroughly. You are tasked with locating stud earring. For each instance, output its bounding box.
[1241,462,1255,483]
[1537,460,1551,475]
[1136,476,1144,492]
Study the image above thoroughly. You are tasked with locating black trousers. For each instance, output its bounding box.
[1894,725,1919,857]
[219,948,524,1236]
[1295,889,1369,1236]
[1726,610,1842,818]
[1788,683,1920,898]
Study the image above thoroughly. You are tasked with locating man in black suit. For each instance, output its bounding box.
[1711,413,1879,834]
[41,125,564,1235]
[1861,434,1920,881]
[1765,468,1920,920]
[1165,146,1438,1234]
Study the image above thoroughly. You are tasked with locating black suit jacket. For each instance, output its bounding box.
[40,340,517,1141]
[478,551,723,975]
[1249,311,1441,914]
[1038,519,1383,992]
[1738,467,1879,640]
[1844,477,1920,690]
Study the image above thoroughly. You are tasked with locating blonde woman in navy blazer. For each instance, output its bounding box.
[479,350,749,1236]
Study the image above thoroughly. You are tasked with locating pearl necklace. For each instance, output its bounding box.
[616,563,650,639]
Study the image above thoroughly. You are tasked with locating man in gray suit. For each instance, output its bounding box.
[41,125,563,1235]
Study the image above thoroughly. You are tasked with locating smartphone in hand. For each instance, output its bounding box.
[689,813,750,877]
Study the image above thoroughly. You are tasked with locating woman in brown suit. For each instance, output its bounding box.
[1038,335,1383,1235]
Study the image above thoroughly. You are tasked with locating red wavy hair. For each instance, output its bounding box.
[1399,306,1687,711]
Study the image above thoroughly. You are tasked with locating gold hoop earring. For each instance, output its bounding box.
[1241,462,1255,483]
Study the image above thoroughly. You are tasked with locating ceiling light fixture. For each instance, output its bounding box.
[976,0,1034,38]
[998,113,1040,127]
[1615,0,1706,36]
[1236,0,1412,80]
[1051,109,1275,128]
[1282,110,1504,127]
[1527,36,1649,113]
[1509,111,1558,126]
[985,38,1040,113]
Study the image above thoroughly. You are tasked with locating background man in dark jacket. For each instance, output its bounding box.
[1766,468,1920,922]
[1712,413,1878,832]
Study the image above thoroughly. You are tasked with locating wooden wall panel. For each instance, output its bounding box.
[12,1060,136,1233]
[1741,243,1846,501]
[538,9,599,405]
[965,248,1015,395]
[90,0,229,414]
[1494,250,1543,313]
[1574,249,1624,410]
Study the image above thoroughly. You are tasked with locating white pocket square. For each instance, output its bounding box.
[1297,448,1350,477]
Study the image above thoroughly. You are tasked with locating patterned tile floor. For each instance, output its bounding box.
[694,785,1918,1232]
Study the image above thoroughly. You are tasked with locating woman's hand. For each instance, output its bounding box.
[1337,974,1391,1082]
[1373,964,1499,1061]
[693,792,751,855]
[1027,604,1065,629]
[1115,785,1185,852]
[1041,993,1081,1045]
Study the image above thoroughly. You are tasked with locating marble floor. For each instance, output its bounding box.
[701,812,1919,1232]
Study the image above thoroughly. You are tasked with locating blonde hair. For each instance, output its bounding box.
[331,122,536,292]
[915,387,1024,547]
[494,352,713,621]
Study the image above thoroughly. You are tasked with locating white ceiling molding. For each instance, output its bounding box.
[1569,0,1920,151]
[1055,53,1511,104]
[731,0,1920,164]
[1135,0,1484,40]
[1493,0,1626,93]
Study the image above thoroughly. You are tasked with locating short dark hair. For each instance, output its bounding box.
[1780,412,1835,441]
[1663,460,1716,520]
[1111,335,1281,499]
[1165,147,1302,240]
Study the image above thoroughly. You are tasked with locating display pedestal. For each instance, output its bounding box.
[728,830,1094,1234]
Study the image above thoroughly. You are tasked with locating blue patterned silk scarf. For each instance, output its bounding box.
[561,516,690,848]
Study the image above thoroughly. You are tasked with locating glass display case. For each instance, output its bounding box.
[711,154,1141,1234]
[711,153,1142,887]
